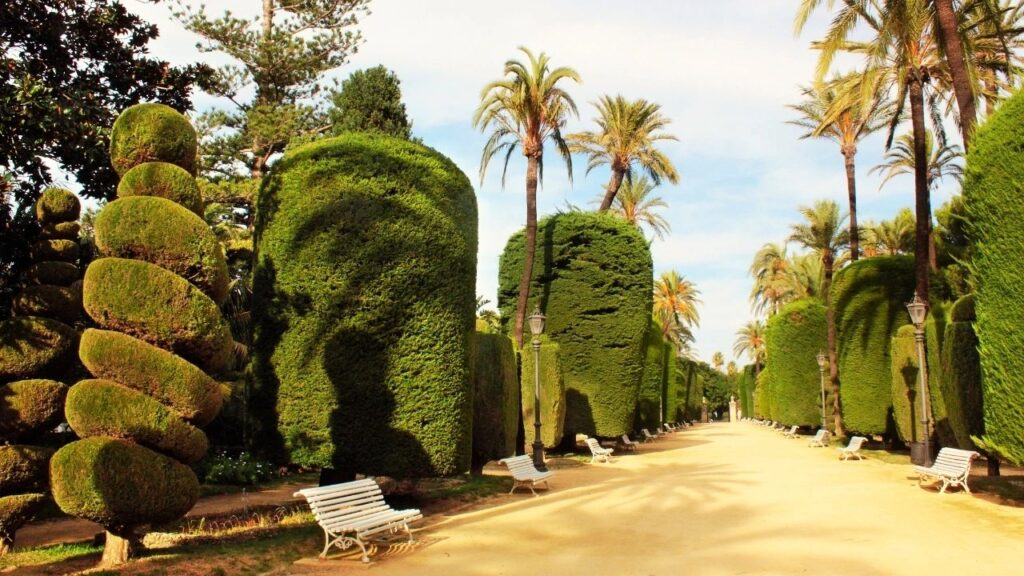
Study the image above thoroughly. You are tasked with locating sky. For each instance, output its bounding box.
[127,0,962,365]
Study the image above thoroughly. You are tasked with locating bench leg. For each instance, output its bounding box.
[403,522,415,544]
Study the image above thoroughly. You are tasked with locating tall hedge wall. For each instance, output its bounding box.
[940,295,983,449]
[763,299,827,426]
[252,133,478,477]
[676,358,704,421]
[738,364,756,418]
[963,90,1024,465]
[635,324,669,431]
[497,212,653,439]
[471,332,519,470]
[832,255,916,435]
[889,319,948,445]
[520,336,565,449]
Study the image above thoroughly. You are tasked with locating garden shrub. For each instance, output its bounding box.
[27,261,80,286]
[0,380,68,440]
[252,133,477,477]
[0,317,76,381]
[889,310,949,445]
[109,103,197,176]
[0,446,52,495]
[35,187,81,224]
[12,284,81,324]
[117,162,203,215]
[196,451,275,485]
[962,91,1024,464]
[635,324,668,432]
[0,494,46,547]
[39,222,81,241]
[520,336,565,449]
[471,332,519,470]
[675,358,704,421]
[94,197,229,304]
[31,239,79,263]
[832,255,916,435]
[763,299,827,426]
[941,295,983,449]
[738,364,756,418]
[498,211,653,438]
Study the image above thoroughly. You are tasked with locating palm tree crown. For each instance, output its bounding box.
[733,320,767,366]
[653,271,701,346]
[870,129,964,190]
[605,176,672,240]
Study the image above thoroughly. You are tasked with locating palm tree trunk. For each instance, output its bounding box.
[824,252,844,436]
[843,147,859,261]
[513,155,540,348]
[908,76,931,304]
[598,169,625,212]
[934,0,976,150]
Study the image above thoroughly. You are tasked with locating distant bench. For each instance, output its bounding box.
[500,455,553,495]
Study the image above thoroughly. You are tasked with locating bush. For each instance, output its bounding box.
[963,92,1024,464]
[109,103,197,176]
[35,187,81,224]
[252,133,477,477]
[0,317,77,382]
[83,258,233,373]
[31,239,79,263]
[196,451,275,485]
[497,212,653,438]
[0,445,52,494]
[39,222,81,241]
[890,311,949,443]
[471,332,519,470]
[0,494,46,544]
[27,261,80,286]
[675,358,705,421]
[941,295,983,449]
[117,162,203,216]
[65,380,209,464]
[50,437,200,531]
[763,300,827,426]
[94,197,229,305]
[738,364,757,418]
[79,329,223,425]
[832,256,916,435]
[0,380,68,440]
[635,324,668,432]
[12,284,81,324]
[520,336,565,449]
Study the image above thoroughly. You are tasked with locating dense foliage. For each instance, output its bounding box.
[471,332,519,470]
[252,133,477,478]
[764,300,827,426]
[329,65,413,139]
[889,320,947,445]
[737,364,756,419]
[940,295,983,449]
[520,336,566,449]
[635,324,669,431]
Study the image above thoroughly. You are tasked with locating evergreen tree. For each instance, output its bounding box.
[329,65,413,139]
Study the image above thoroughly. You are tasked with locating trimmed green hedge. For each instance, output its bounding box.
[890,316,949,444]
[636,325,670,431]
[738,364,756,418]
[94,197,229,305]
[35,188,80,224]
[0,445,52,494]
[675,358,704,421]
[117,162,203,216]
[0,317,76,382]
[753,372,765,418]
[520,336,565,449]
[832,256,916,435]
[252,133,478,477]
[471,332,519,469]
[497,212,653,438]
[941,295,983,449]
[762,300,827,426]
[39,222,80,241]
[0,494,46,543]
[79,329,222,425]
[31,239,79,264]
[109,103,197,176]
[83,258,233,373]
[50,437,199,532]
[27,261,80,286]
[0,380,68,440]
[963,91,1024,464]
[65,380,208,464]
[12,284,81,324]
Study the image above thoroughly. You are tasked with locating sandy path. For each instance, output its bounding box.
[299,423,1024,576]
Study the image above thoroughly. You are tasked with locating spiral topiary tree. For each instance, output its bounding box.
[252,133,478,479]
[962,91,1024,465]
[49,103,229,567]
[764,299,827,427]
[498,212,653,441]
[0,187,82,554]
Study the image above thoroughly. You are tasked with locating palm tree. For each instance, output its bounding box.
[870,130,964,190]
[789,200,850,435]
[867,208,917,256]
[787,253,826,300]
[789,73,889,260]
[712,352,725,372]
[474,47,580,347]
[653,271,701,345]
[968,1,1024,115]
[604,176,671,240]
[568,95,680,212]
[733,320,767,380]
[749,242,791,316]
[726,361,738,377]
[933,0,978,147]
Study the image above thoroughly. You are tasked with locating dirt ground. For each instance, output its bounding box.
[294,423,1024,576]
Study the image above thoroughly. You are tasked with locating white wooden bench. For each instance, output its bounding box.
[620,434,639,451]
[294,478,423,563]
[783,425,799,438]
[808,429,830,447]
[914,447,979,494]
[838,436,868,460]
[641,428,658,442]
[585,437,615,463]
[499,455,553,495]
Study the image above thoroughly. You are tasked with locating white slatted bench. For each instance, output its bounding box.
[808,429,830,447]
[620,434,639,451]
[295,478,422,563]
[500,455,553,495]
[585,437,615,463]
[914,447,979,493]
[838,436,868,460]
[783,425,799,438]
[641,428,658,442]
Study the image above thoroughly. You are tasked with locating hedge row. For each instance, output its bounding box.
[471,332,519,470]
[940,295,983,449]
[764,299,827,427]
[635,324,668,432]
[520,336,566,449]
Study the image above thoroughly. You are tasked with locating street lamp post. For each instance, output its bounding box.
[815,351,828,432]
[528,307,547,471]
[906,294,932,467]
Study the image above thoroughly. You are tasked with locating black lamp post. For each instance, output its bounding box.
[528,307,547,471]
[906,293,932,466]
[816,351,828,431]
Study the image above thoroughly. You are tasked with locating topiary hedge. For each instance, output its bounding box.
[117,162,203,216]
[941,295,983,449]
[0,494,46,549]
[738,364,756,418]
[252,133,478,478]
[0,380,68,440]
[27,261,80,286]
[0,317,77,382]
[470,332,520,470]
[962,90,1024,465]
[35,187,81,224]
[94,197,229,304]
[31,239,79,263]
[12,284,81,324]
[498,211,653,439]
[832,255,916,435]
[39,222,81,241]
[635,324,668,432]
[109,103,198,176]
[0,446,53,495]
[520,336,565,449]
[763,300,828,426]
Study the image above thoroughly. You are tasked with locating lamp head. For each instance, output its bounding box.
[816,351,827,369]
[528,306,546,336]
[906,293,928,328]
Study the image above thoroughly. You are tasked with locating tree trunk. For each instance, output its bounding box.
[987,456,1001,476]
[597,169,625,212]
[513,155,541,348]
[0,535,11,556]
[824,252,844,436]
[843,147,859,261]
[934,0,976,150]
[908,76,931,304]
[262,0,274,38]
[100,532,137,568]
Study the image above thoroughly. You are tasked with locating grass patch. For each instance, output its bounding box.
[0,542,100,569]
[198,471,318,498]
[414,474,512,502]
